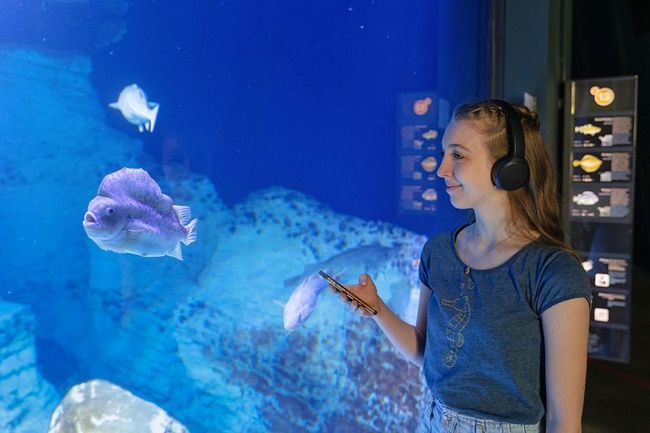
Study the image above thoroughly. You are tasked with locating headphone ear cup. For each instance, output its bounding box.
[491,157,530,191]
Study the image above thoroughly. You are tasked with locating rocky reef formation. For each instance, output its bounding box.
[49,379,188,433]
[175,187,428,432]
[0,301,59,433]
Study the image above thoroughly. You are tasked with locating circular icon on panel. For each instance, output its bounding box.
[413,97,432,115]
[590,86,615,106]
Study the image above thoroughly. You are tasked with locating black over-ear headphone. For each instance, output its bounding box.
[490,100,530,191]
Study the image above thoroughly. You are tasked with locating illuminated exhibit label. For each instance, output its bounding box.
[570,184,631,221]
[397,92,446,214]
[566,76,637,363]
[573,116,633,148]
[571,151,632,183]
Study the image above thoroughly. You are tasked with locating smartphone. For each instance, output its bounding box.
[318,270,378,316]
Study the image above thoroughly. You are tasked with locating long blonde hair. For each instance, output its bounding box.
[453,100,574,254]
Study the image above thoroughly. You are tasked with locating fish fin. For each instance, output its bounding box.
[272,299,286,308]
[98,168,172,213]
[138,124,144,133]
[283,274,302,288]
[173,205,192,225]
[108,102,120,109]
[182,218,198,246]
[283,264,321,288]
[148,103,159,132]
[168,243,183,261]
[124,229,145,246]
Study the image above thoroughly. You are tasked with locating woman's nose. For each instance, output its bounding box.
[437,155,451,178]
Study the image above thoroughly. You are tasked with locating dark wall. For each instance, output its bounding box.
[572,0,650,270]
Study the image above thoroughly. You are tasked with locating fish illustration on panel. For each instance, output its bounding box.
[574,123,602,136]
[572,154,603,173]
[572,191,599,206]
[109,84,160,133]
[82,168,197,260]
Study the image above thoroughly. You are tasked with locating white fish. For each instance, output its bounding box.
[572,191,599,206]
[282,245,396,331]
[283,273,329,332]
[109,84,159,133]
[82,168,197,260]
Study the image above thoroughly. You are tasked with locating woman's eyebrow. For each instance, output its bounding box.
[443,143,471,152]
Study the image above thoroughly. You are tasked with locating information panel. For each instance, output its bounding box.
[564,76,637,363]
[397,92,448,214]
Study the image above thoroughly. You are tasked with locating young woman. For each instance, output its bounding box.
[337,100,591,433]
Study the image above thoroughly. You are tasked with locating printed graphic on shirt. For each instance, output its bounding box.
[441,295,471,368]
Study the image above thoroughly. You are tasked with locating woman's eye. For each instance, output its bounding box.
[441,150,463,160]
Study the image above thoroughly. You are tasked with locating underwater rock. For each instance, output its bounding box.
[0,301,59,433]
[0,47,140,305]
[48,379,188,433]
[175,186,428,432]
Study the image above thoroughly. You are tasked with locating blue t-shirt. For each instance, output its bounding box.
[418,227,591,424]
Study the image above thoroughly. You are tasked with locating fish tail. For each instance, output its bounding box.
[148,103,159,132]
[182,218,198,245]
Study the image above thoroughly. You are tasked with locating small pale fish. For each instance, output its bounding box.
[282,245,396,331]
[572,191,599,206]
[109,84,160,133]
[82,168,197,260]
[283,273,330,332]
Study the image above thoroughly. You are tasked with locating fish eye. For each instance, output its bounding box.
[107,207,114,215]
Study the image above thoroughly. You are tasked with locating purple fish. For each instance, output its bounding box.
[82,168,197,260]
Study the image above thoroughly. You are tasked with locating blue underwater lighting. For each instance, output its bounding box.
[0,1,490,432]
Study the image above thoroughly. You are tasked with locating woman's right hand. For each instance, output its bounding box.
[330,273,382,318]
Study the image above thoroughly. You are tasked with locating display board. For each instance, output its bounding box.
[397,92,449,214]
[564,76,637,363]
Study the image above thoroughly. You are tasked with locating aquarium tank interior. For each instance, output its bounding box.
[0,1,490,432]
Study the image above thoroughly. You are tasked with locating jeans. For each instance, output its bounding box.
[416,397,541,433]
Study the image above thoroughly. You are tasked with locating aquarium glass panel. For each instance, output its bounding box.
[0,2,490,432]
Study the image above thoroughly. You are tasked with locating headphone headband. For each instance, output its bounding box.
[491,100,525,160]
[489,100,530,190]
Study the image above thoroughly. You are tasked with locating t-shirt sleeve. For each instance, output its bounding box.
[418,239,433,290]
[533,250,592,314]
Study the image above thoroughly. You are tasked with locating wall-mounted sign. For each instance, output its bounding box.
[564,76,637,363]
[397,92,449,214]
